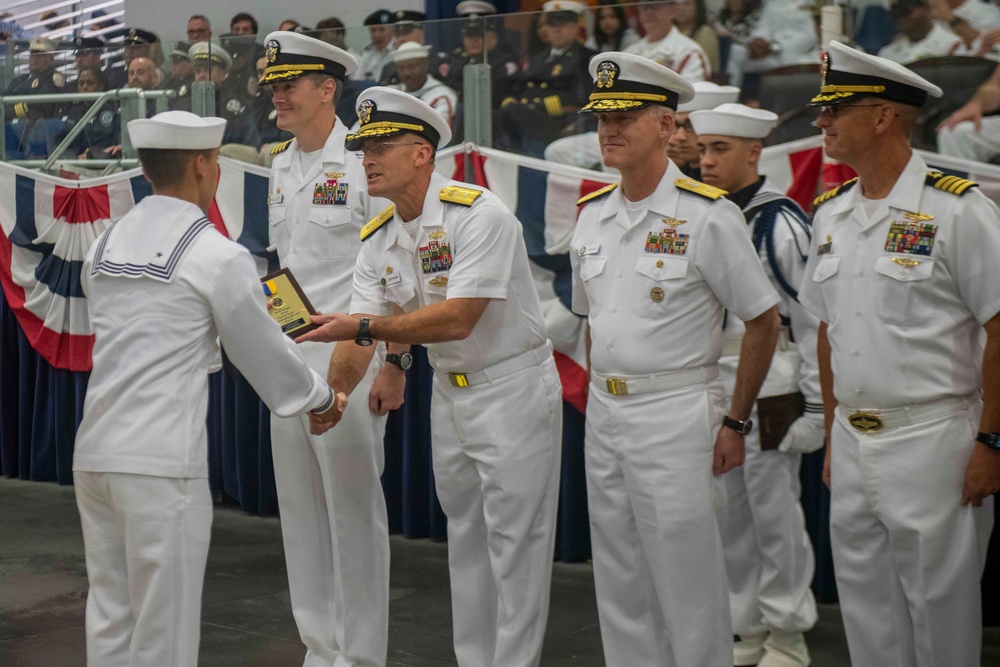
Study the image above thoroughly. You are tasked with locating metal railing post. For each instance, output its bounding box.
[463,63,492,183]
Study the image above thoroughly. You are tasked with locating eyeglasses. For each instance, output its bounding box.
[354,141,424,158]
[815,103,885,118]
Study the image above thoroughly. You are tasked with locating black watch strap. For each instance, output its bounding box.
[722,415,753,435]
[386,352,412,370]
[355,317,373,347]
[977,431,1000,450]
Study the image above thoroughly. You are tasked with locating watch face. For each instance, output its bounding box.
[399,353,413,370]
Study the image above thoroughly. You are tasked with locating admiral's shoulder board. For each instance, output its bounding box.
[270,139,293,156]
[360,205,395,241]
[925,171,978,196]
[577,182,618,206]
[440,185,483,206]
[676,178,727,200]
[813,177,858,208]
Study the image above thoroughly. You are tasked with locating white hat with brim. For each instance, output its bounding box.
[189,41,233,69]
[677,81,741,113]
[391,42,431,63]
[28,37,57,53]
[580,51,694,113]
[259,31,358,85]
[689,103,778,138]
[347,86,452,150]
[456,0,498,16]
[128,111,226,149]
[811,40,942,107]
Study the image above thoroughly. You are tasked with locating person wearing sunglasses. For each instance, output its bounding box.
[801,40,1000,667]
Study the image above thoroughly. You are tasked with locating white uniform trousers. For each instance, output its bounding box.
[721,404,818,635]
[74,471,212,667]
[431,355,563,667]
[271,341,389,667]
[585,377,733,667]
[937,118,1000,163]
[830,401,994,667]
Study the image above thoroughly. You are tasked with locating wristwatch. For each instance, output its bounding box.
[976,431,1000,450]
[355,317,373,347]
[722,415,753,436]
[386,352,413,371]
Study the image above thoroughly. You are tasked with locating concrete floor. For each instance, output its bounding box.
[0,477,996,666]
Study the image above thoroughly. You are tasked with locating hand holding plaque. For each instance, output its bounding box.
[261,268,319,338]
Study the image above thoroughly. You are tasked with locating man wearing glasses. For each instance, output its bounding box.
[298,87,563,667]
[261,32,398,667]
[801,40,1000,667]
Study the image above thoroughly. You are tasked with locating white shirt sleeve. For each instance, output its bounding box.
[350,241,395,317]
[949,191,1000,325]
[444,203,518,300]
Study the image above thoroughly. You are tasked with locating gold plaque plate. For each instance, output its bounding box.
[261,267,319,338]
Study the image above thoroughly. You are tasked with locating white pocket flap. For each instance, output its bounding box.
[634,255,688,281]
[269,205,287,225]
[874,255,935,282]
[386,281,415,305]
[579,256,607,281]
[812,255,841,283]
[308,207,352,228]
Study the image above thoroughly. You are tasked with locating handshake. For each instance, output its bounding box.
[309,391,349,435]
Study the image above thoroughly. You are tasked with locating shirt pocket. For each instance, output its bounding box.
[873,255,935,326]
[632,255,688,318]
[811,254,841,320]
[384,280,417,311]
[302,207,356,260]
[579,255,607,314]
[268,205,289,256]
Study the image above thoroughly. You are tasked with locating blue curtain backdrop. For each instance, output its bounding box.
[7,286,1000,609]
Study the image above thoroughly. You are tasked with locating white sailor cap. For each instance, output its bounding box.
[677,81,741,112]
[347,86,452,150]
[259,31,358,85]
[390,42,431,63]
[456,0,498,16]
[543,0,587,22]
[189,41,233,70]
[28,37,57,53]
[811,40,942,107]
[581,51,694,113]
[128,111,226,150]
[689,103,778,138]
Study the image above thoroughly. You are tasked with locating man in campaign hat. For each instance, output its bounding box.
[73,110,343,667]
[3,37,66,123]
[259,31,398,667]
[359,9,395,81]
[691,103,820,667]
[568,52,781,666]
[800,40,1000,666]
[298,87,564,667]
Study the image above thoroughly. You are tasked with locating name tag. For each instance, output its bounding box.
[381,272,402,287]
[268,192,283,206]
[577,244,600,256]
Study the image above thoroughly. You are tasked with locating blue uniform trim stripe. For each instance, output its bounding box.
[91,218,212,280]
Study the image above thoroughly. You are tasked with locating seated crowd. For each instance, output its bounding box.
[2,0,1000,167]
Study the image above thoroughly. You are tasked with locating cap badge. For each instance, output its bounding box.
[596,61,618,89]
[265,39,279,64]
[358,99,376,125]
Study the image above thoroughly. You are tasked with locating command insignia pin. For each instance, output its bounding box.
[650,287,665,303]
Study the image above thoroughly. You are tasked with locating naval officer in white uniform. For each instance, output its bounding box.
[260,32,400,667]
[569,52,782,667]
[297,88,564,667]
[73,110,343,667]
[802,40,1000,667]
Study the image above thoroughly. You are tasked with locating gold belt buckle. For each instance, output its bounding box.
[848,411,884,432]
[605,378,628,396]
[448,372,470,388]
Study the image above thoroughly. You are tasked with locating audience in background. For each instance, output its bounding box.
[187,15,212,43]
[230,13,259,37]
[359,9,395,81]
[879,0,962,63]
[58,67,120,160]
[585,0,640,53]
[390,42,458,127]
[675,0,721,75]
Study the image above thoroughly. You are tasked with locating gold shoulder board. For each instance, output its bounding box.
[270,139,293,156]
[577,182,618,206]
[812,177,858,208]
[676,178,727,200]
[440,185,483,206]
[360,205,395,241]
[925,171,978,196]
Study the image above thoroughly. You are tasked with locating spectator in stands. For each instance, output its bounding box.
[938,61,1000,161]
[220,56,293,163]
[713,0,763,47]
[389,42,458,127]
[440,17,519,105]
[278,20,301,32]
[58,67,121,160]
[73,37,107,82]
[932,0,1000,51]
[737,0,818,80]
[316,17,350,52]
[38,10,70,33]
[526,12,552,56]
[456,0,524,62]
[108,28,158,89]
[0,13,32,41]
[230,13,258,37]
[128,57,162,91]
[187,15,212,43]
[379,11,444,86]
[879,0,962,63]
[496,1,595,156]
[675,0,721,75]
[4,38,66,123]
[190,41,251,124]
[359,9,395,81]
[585,0,640,53]
[164,42,194,110]
[630,0,711,81]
